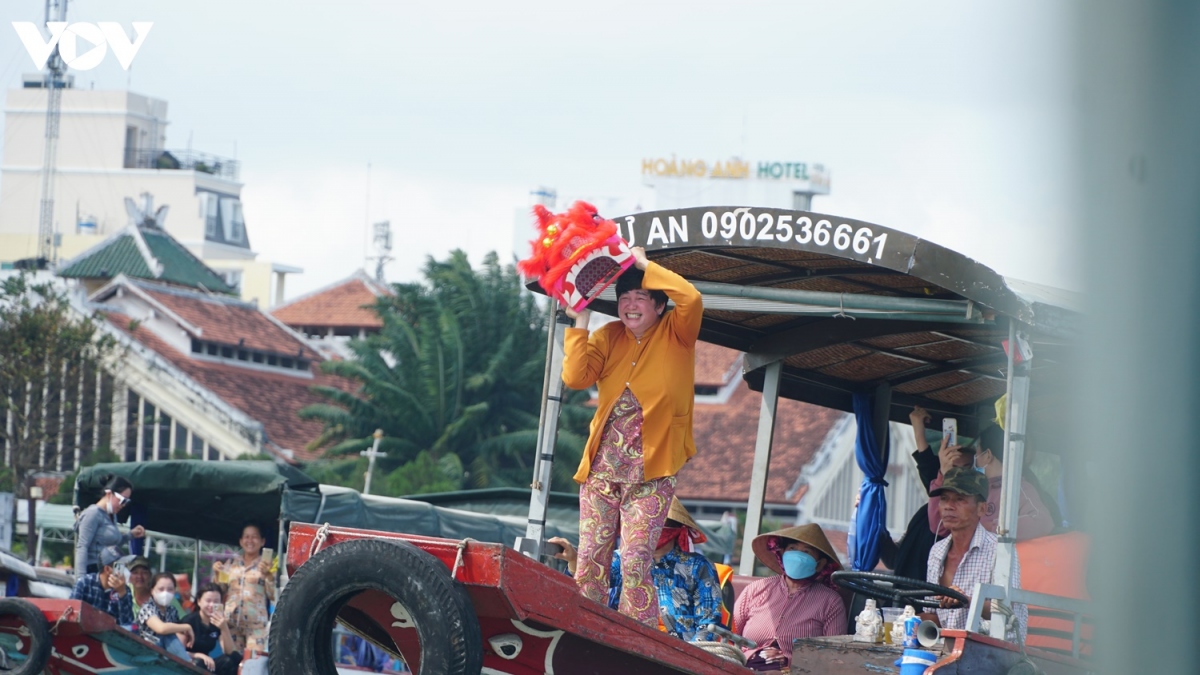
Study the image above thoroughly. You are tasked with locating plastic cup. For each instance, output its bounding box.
[882,607,904,644]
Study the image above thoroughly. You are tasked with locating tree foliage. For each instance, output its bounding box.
[300,251,589,495]
[0,275,119,509]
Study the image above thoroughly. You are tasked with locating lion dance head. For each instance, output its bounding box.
[517,201,633,311]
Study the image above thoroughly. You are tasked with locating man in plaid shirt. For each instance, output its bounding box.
[70,546,135,626]
[926,467,1027,641]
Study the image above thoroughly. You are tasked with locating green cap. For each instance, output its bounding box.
[930,466,989,502]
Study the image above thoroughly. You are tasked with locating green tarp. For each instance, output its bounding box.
[75,462,736,557]
[76,461,318,546]
[282,485,579,545]
[399,487,737,558]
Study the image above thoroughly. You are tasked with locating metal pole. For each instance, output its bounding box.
[516,305,569,559]
[360,429,386,496]
[691,281,971,315]
[990,320,1029,639]
[739,359,782,576]
[35,527,44,565]
[192,539,200,595]
[276,516,287,590]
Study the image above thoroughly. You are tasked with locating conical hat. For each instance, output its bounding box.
[666,497,706,545]
[751,523,840,575]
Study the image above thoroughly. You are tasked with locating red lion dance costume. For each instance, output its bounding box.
[517,201,634,311]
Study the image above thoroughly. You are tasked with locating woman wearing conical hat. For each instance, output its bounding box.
[734,523,847,665]
[549,498,722,642]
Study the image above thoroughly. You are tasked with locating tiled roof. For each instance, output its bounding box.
[676,358,846,505]
[106,311,344,461]
[59,226,236,294]
[695,341,742,387]
[272,270,391,329]
[134,283,318,359]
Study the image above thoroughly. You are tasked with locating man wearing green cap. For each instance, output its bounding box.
[925,466,1027,640]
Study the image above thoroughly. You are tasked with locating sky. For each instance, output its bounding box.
[0,0,1081,299]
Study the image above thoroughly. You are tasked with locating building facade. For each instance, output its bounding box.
[0,78,299,308]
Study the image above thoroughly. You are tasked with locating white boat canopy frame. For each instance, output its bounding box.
[522,206,1081,590]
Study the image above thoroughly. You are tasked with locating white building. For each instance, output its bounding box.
[0,76,300,308]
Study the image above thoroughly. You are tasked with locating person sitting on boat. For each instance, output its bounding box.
[127,554,153,613]
[927,424,1055,541]
[137,572,196,661]
[562,246,703,628]
[70,545,135,626]
[549,497,724,641]
[925,466,1028,640]
[182,583,243,675]
[734,524,847,664]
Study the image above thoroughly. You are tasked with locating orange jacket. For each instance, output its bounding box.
[564,262,703,483]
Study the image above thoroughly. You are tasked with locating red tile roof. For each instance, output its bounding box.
[676,355,845,505]
[106,312,350,462]
[272,272,390,329]
[33,476,66,501]
[694,341,742,387]
[138,286,317,359]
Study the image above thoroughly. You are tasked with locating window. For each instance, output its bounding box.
[124,126,138,168]
[191,433,204,458]
[157,413,171,460]
[191,339,203,353]
[220,197,247,246]
[125,392,140,462]
[175,423,190,454]
[199,192,220,240]
[220,269,242,292]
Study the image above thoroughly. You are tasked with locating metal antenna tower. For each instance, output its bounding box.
[36,0,69,266]
[370,220,393,282]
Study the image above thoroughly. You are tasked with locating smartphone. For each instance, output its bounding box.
[942,418,958,447]
[543,541,564,556]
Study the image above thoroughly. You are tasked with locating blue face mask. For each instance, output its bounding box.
[973,451,987,475]
[782,550,818,580]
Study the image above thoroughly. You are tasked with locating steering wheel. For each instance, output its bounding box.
[831,571,970,610]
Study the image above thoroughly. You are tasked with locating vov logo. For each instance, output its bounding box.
[12,22,153,71]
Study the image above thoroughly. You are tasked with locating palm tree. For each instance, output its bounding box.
[300,251,587,494]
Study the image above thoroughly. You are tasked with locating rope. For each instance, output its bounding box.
[693,641,746,665]
[311,523,332,556]
[452,538,477,580]
[51,606,75,635]
[834,293,856,320]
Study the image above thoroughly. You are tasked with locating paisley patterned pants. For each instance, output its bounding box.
[576,475,676,626]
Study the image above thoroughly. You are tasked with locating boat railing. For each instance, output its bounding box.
[967,583,1093,658]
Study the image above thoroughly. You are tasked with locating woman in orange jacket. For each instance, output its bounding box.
[563,246,703,627]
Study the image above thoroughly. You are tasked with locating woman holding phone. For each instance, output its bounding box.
[212,523,274,652]
[183,583,242,674]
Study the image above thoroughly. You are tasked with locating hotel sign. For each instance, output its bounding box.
[640,156,830,192]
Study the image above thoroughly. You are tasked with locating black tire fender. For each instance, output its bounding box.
[268,538,482,675]
[0,598,52,675]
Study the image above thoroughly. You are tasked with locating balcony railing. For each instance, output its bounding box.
[124,148,241,181]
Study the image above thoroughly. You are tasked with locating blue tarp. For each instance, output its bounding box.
[852,392,888,571]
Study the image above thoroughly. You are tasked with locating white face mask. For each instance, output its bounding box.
[153,590,174,607]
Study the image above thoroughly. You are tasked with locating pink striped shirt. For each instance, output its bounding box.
[734,575,847,655]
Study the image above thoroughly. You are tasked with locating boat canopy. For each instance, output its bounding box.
[529,206,1081,440]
